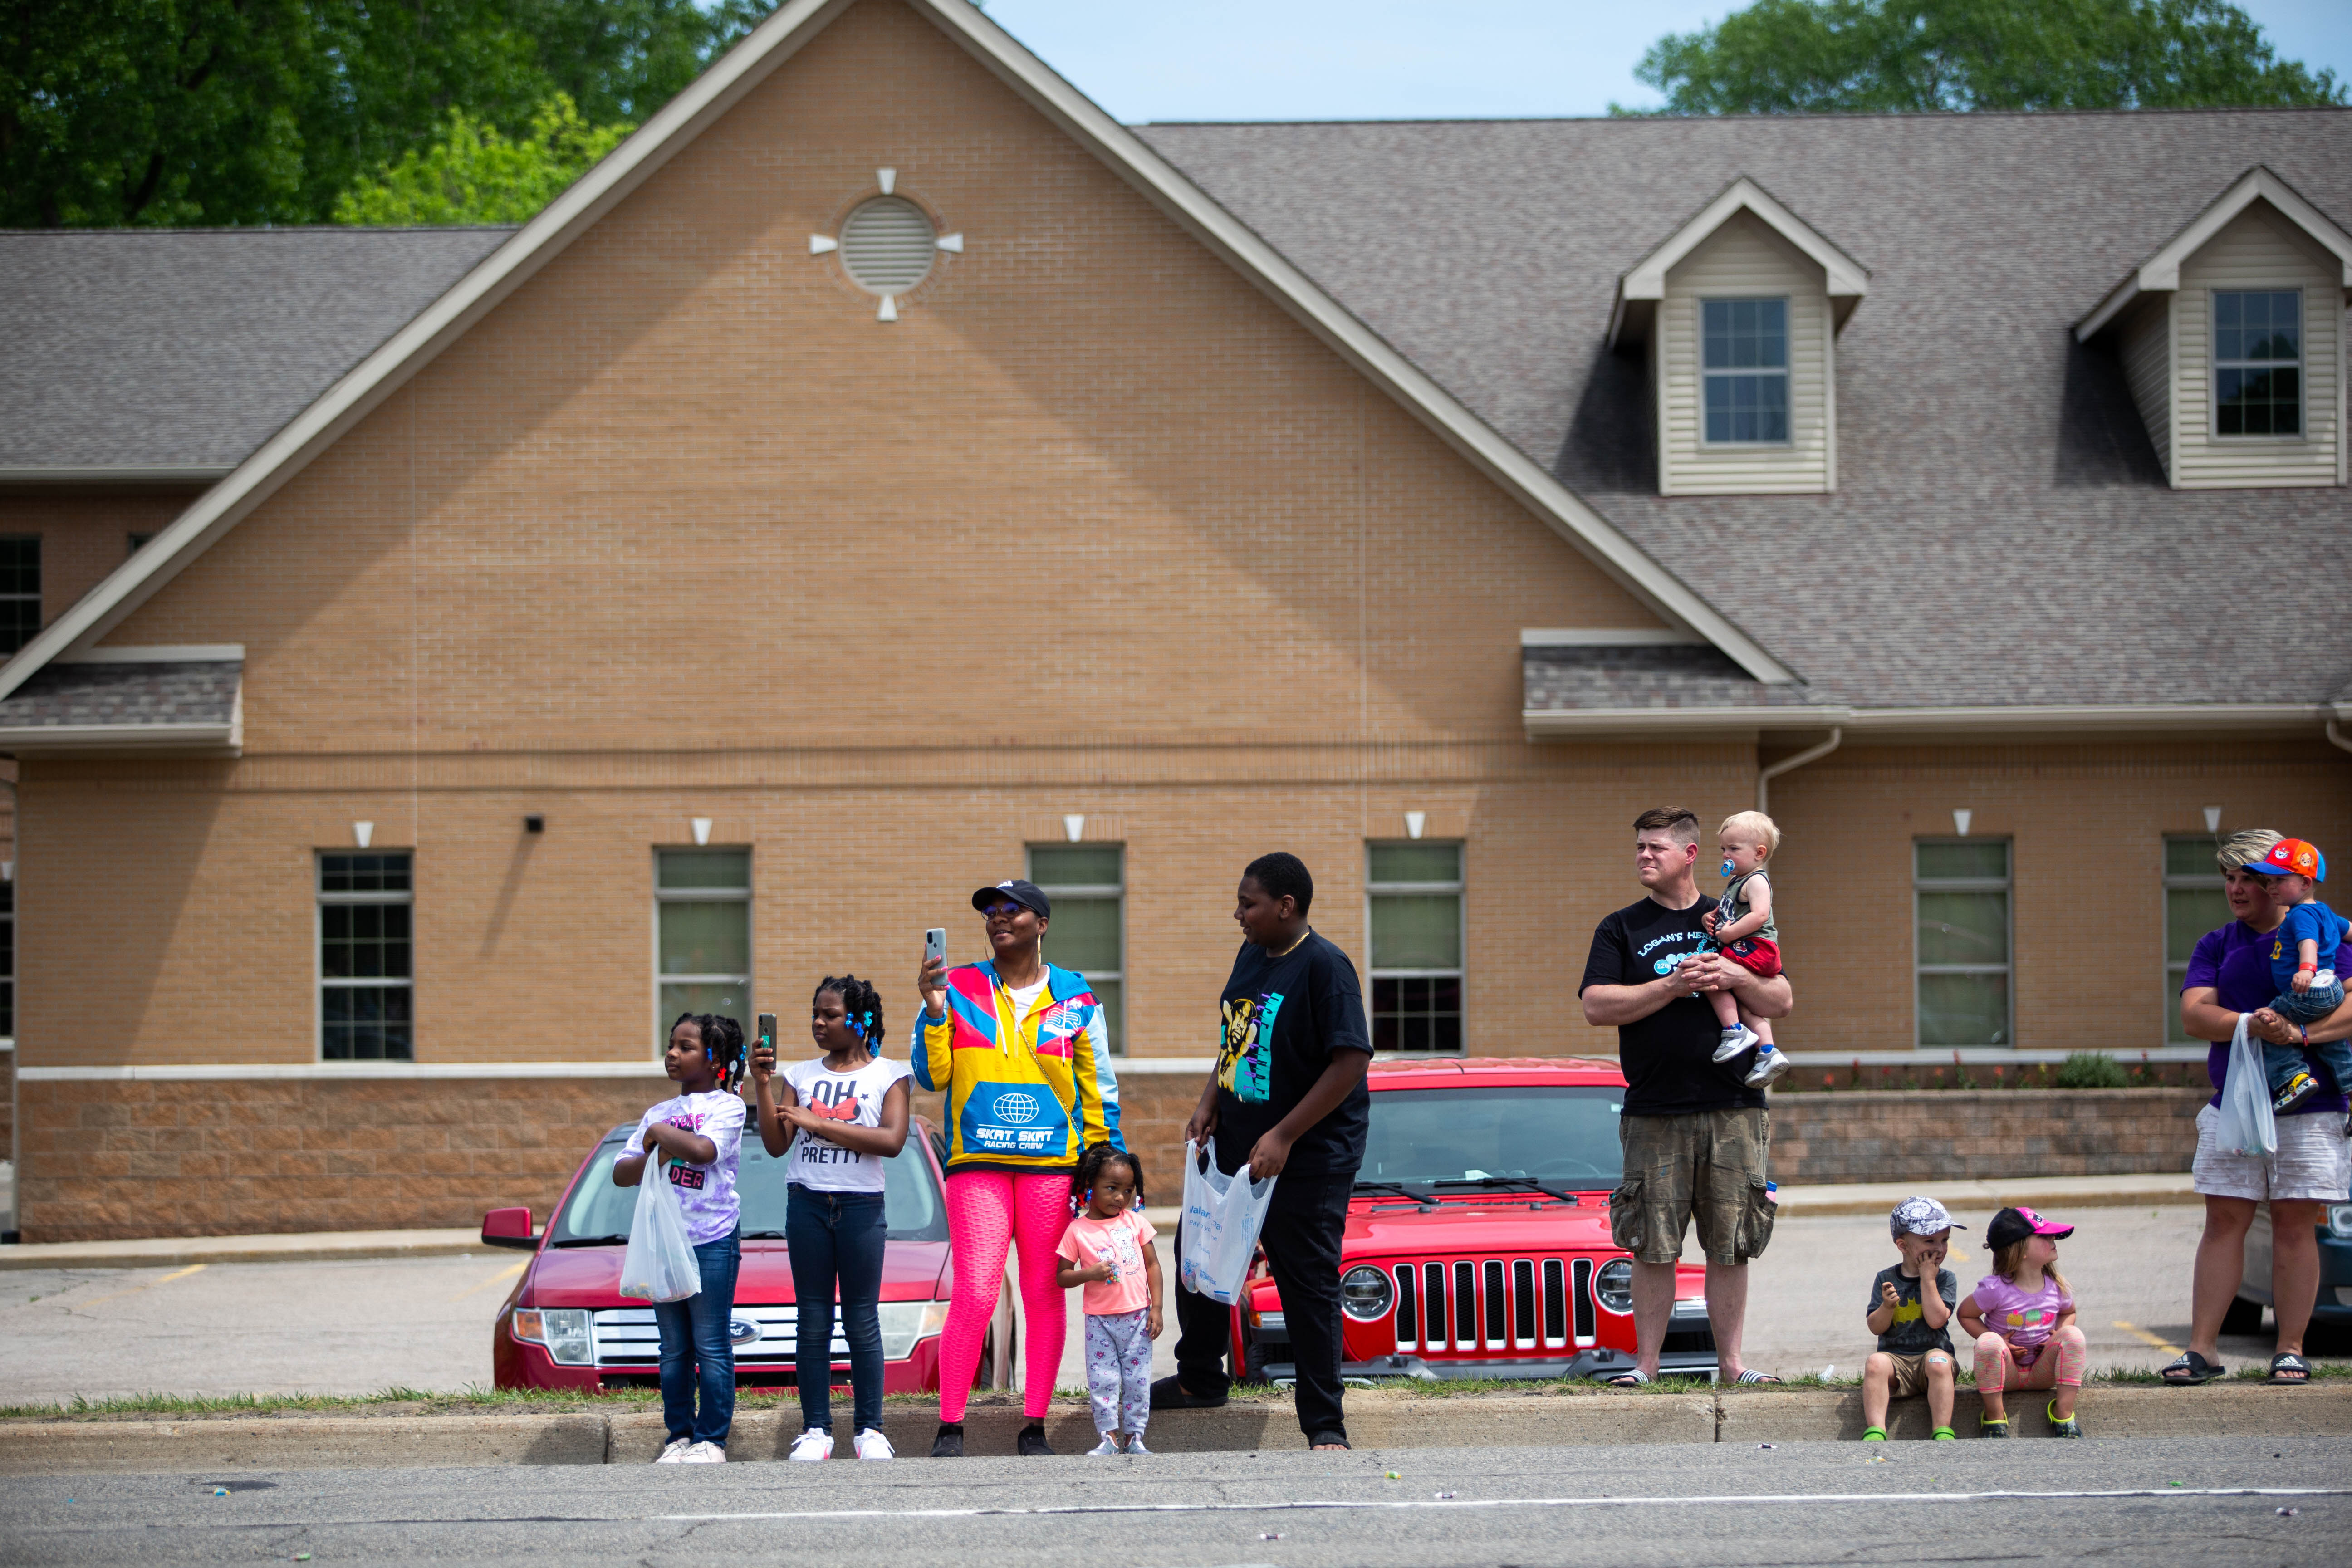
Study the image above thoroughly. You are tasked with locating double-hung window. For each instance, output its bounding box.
[1915,841,2010,1048]
[1702,298,1789,444]
[655,849,751,1051]
[2164,838,2229,1044]
[319,853,413,1060]
[0,874,13,1039]
[0,537,37,655]
[1368,842,1464,1052]
[2214,290,2301,436]
[1029,844,1124,1054]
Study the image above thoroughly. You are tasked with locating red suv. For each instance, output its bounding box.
[1231,1057,1719,1384]
[484,1122,955,1392]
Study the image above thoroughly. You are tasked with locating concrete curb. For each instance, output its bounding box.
[3,1385,2342,1473]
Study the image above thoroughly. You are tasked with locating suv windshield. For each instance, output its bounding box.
[549,1129,949,1245]
[1360,1085,1623,1190]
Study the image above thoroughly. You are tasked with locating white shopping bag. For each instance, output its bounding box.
[618,1157,703,1303]
[1177,1137,1277,1304]
[2213,1013,2279,1158]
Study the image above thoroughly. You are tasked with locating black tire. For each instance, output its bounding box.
[2220,1295,2265,1335]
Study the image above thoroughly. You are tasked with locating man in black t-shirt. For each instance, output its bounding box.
[1155,851,1372,1450]
[1579,806,1793,1386]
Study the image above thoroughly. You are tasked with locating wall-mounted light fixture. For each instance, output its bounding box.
[1404,811,1426,841]
[1951,809,1973,837]
[2204,806,2223,833]
[353,821,375,848]
[524,814,544,834]
[1063,814,1085,843]
[691,817,713,847]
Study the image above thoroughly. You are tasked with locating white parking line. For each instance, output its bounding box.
[655,1486,2351,1522]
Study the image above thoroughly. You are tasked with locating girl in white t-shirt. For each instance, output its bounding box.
[751,974,912,1461]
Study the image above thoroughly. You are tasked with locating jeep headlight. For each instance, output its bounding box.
[1340,1266,1394,1322]
[1595,1260,1634,1314]
[877,1300,951,1361]
[2328,1204,2352,1239]
[511,1307,593,1365]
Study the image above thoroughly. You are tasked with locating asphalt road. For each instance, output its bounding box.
[4,1436,2347,1567]
[3,1206,2341,1406]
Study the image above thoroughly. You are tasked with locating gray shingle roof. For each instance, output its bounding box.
[0,660,240,730]
[1137,110,2352,710]
[0,227,510,472]
[1524,645,1831,713]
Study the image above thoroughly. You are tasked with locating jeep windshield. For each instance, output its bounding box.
[1358,1085,1622,1191]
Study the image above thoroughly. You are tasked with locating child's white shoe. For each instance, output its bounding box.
[654,1437,692,1464]
[680,1441,726,1463]
[1744,1047,1792,1088]
[789,1428,834,1462]
[1124,1436,1153,1456]
[1086,1435,1124,1456]
[1712,1024,1759,1063]
[853,1428,895,1460]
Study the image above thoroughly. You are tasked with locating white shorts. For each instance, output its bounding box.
[2191,1102,2352,1203]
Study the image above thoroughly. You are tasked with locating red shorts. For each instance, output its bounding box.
[1721,936,1782,979]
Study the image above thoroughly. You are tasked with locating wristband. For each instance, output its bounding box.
[2299,962,2318,973]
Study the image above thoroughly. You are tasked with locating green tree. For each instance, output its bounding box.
[1626,0,2345,114]
[333,91,629,223]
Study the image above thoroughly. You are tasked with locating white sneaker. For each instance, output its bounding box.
[680,1441,726,1463]
[853,1428,895,1461]
[654,1437,693,1464]
[1124,1436,1153,1456]
[1744,1047,1792,1088]
[1085,1436,1123,1456]
[789,1428,834,1462]
[1712,1025,1759,1063]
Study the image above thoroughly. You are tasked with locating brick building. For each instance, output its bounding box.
[0,0,2346,1240]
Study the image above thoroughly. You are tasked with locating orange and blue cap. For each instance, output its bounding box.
[2249,838,2327,883]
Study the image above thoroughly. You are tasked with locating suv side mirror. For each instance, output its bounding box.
[480,1207,539,1250]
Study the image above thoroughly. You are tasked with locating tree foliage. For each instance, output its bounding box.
[0,0,785,228]
[332,92,629,224]
[1627,0,2346,115]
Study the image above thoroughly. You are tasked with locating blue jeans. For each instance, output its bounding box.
[2264,979,2352,1099]
[786,1184,887,1436]
[652,1229,740,1448]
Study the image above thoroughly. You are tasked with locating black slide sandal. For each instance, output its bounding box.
[2160,1351,2223,1385]
[2268,1352,2311,1385]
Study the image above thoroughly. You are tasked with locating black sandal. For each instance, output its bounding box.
[2268,1352,2311,1385]
[2160,1351,2224,1385]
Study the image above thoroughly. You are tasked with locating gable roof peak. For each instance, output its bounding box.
[2075,163,2352,341]
[1607,174,1870,350]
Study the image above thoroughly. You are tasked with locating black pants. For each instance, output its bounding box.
[785,1185,887,1436]
[1173,1169,1353,1446]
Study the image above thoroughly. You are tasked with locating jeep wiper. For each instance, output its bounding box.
[550,1234,629,1248]
[1428,1177,1580,1205]
[1351,1181,1428,1200]
[741,1230,787,1240]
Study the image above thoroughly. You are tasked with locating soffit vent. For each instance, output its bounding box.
[838,196,936,294]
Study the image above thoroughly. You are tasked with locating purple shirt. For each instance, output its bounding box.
[2182,920,2352,1115]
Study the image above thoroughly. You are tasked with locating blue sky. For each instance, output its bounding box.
[970,0,2352,122]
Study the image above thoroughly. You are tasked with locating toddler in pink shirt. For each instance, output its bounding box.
[1058,1144,1163,1456]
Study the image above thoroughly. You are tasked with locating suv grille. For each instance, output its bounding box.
[591,1305,849,1368]
[1387,1256,1604,1353]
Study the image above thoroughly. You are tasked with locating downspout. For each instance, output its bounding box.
[1757,728,1843,814]
[2328,720,2352,757]
[2,772,14,1244]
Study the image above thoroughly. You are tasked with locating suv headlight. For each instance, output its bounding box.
[1595,1260,1634,1313]
[877,1300,951,1361]
[1340,1266,1394,1322]
[511,1308,593,1365]
[2328,1205,2352,1239]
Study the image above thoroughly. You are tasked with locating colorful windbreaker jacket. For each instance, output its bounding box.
[910,960,1123,1174]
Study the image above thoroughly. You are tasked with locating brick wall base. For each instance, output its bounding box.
[1767,1088,2207,1184]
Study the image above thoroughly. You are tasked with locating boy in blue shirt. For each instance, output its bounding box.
[2246,837,2352,1111]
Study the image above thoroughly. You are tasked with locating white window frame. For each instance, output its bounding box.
[1913,839,2012,1049]
[652,848,753,1059]
[2210,288,2304,440]
[1699,295,1793,447]
[1366,841,1466,1055]
[2164,837,2226,1046]
[1028,843,1124,1056]
[316,851,415,1062]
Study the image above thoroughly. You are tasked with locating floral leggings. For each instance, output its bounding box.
[1973,1325,2087,1392]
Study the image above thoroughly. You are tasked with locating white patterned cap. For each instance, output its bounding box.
[1889,1196,1964,1238]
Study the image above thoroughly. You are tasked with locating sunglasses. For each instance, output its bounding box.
[981,902,1031,921]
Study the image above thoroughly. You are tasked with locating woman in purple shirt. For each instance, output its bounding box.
[2166,831,2352,1386]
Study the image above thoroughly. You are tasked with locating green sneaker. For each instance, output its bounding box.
[2047,1399,2082,1439]
[1979,1416,2011,1439]
[1932,1426,1957,1441]
[1861,1426,1886,1442]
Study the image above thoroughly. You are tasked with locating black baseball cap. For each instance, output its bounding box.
[971,879,1051,919]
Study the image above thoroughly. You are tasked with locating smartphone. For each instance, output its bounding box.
[755,1012,777,1063]
[923,928,947,973]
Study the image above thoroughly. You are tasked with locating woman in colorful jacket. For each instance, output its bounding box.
[913,877,1123,1458]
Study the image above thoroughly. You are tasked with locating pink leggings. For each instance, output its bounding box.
[1973,1325,2087,1392]
[938,1171,1072,1423]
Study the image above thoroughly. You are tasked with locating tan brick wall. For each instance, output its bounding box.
[1770,1088,2208,1183]
[0,490,191,633]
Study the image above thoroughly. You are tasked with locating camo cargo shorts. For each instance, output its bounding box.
[1609,1107,1775,1267]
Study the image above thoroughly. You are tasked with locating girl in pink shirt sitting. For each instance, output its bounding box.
[1058,1143,1163,1456]
[1957,1206,2088,1439]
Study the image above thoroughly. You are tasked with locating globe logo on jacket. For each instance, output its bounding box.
[994,1092,1041,1126]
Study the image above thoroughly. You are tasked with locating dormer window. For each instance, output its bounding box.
[1702,298,1790,444]
[2214,289,2301,437]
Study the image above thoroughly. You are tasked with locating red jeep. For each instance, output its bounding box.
[484,1122,955,1392]
[1231,1057,1719,1383]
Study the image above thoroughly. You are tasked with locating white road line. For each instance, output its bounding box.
[654,1486,2351,1523]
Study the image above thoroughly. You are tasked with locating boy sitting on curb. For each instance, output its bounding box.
[1861,1196,1961,1441]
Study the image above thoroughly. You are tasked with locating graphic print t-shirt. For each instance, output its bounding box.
[623,1089,747,1247]
[1970,1273,2073,1351]
[782,1055,912,1194]
[1058,1208,1159,1316]
[1211,932,1372,1178]
[2271,902,2352,992]
[1579,895,1764,1118]
[1869,1264,1957,1355]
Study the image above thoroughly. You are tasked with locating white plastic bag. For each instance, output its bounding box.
[619,1157,703,1303]
[1177,1137,1277,1304]
[2213,1013,2279,1158]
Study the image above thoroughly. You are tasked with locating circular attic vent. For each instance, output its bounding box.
[838,196,936,293]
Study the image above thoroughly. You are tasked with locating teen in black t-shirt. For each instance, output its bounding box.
[1209,931,1372,1177]
[1580,894,1764,1118]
